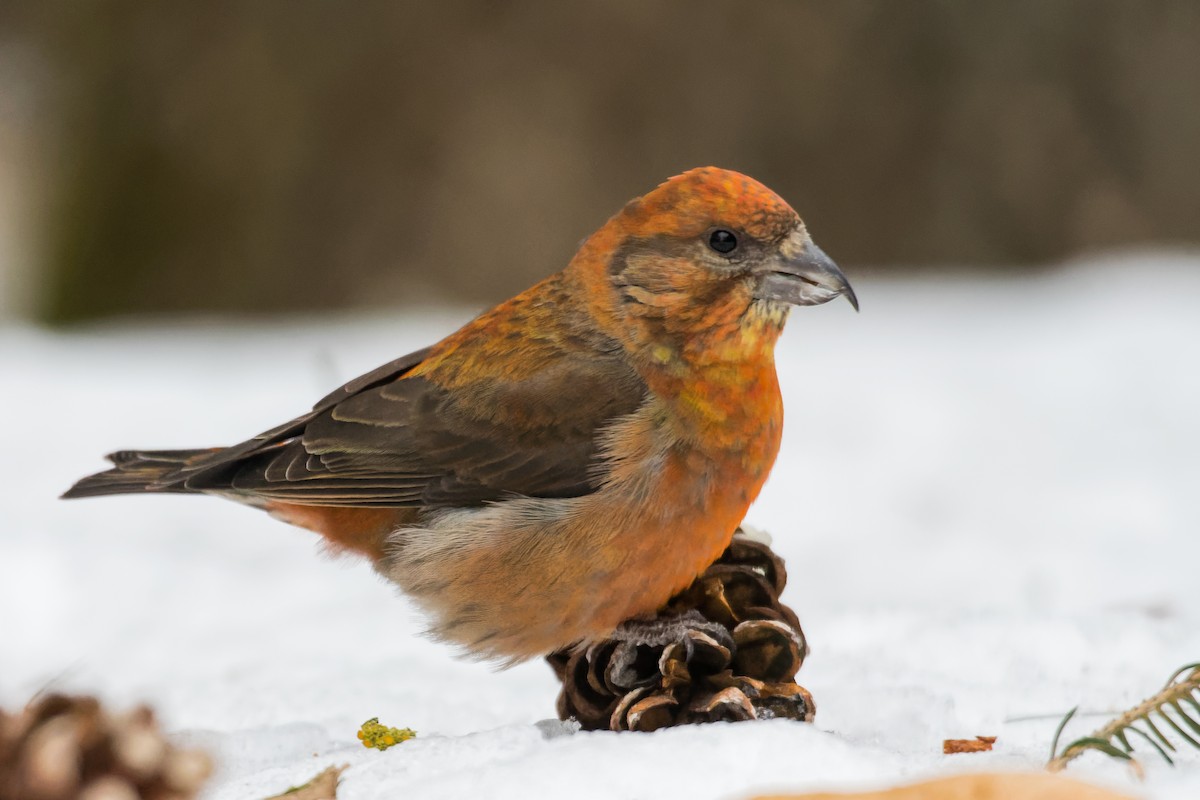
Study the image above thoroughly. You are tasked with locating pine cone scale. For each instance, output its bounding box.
[548,531,815,731]
[0,695,212,800]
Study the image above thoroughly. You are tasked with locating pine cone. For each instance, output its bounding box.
[547,530,814,731]
[0,694,212,800]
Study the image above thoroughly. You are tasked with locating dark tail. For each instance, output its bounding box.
[62,449,215,499]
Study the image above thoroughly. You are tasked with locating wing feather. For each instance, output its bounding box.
[174,339,645,508]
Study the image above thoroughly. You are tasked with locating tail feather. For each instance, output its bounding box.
[62,449,215,499]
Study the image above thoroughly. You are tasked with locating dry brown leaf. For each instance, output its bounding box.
[943,735,997,754]
[753,772,1135,800]
[265,764,347,800]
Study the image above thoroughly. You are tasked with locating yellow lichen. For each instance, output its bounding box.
[356,717,416,751]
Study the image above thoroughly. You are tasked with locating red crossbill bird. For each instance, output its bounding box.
[64,167,857,663]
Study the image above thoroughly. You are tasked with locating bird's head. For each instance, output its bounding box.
[573,167,856,361]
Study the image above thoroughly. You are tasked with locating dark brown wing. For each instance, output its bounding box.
[174,344,646,508]
[142,346,433,486]
[62,346,438,500]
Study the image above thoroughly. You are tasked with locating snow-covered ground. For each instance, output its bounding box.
[3,253,1198,799]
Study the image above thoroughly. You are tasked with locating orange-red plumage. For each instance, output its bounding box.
[64,167,856,663]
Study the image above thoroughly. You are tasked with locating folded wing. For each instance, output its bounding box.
[165,343,645,508]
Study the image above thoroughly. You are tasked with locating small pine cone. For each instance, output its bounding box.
[0,694,212,800]
[547,530,815,732]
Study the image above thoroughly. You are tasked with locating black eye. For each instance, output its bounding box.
[708,229,738,254]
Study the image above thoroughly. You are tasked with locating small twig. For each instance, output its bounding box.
[1006,710,1121,724]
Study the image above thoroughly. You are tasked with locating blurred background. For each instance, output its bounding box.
[4,7,1200,795]
[0,0,1197,323]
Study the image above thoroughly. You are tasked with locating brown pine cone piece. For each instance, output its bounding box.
[0,694,212,800]
[547,530,814,732]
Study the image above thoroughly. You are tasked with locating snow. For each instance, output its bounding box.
[2,252,1198,799]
